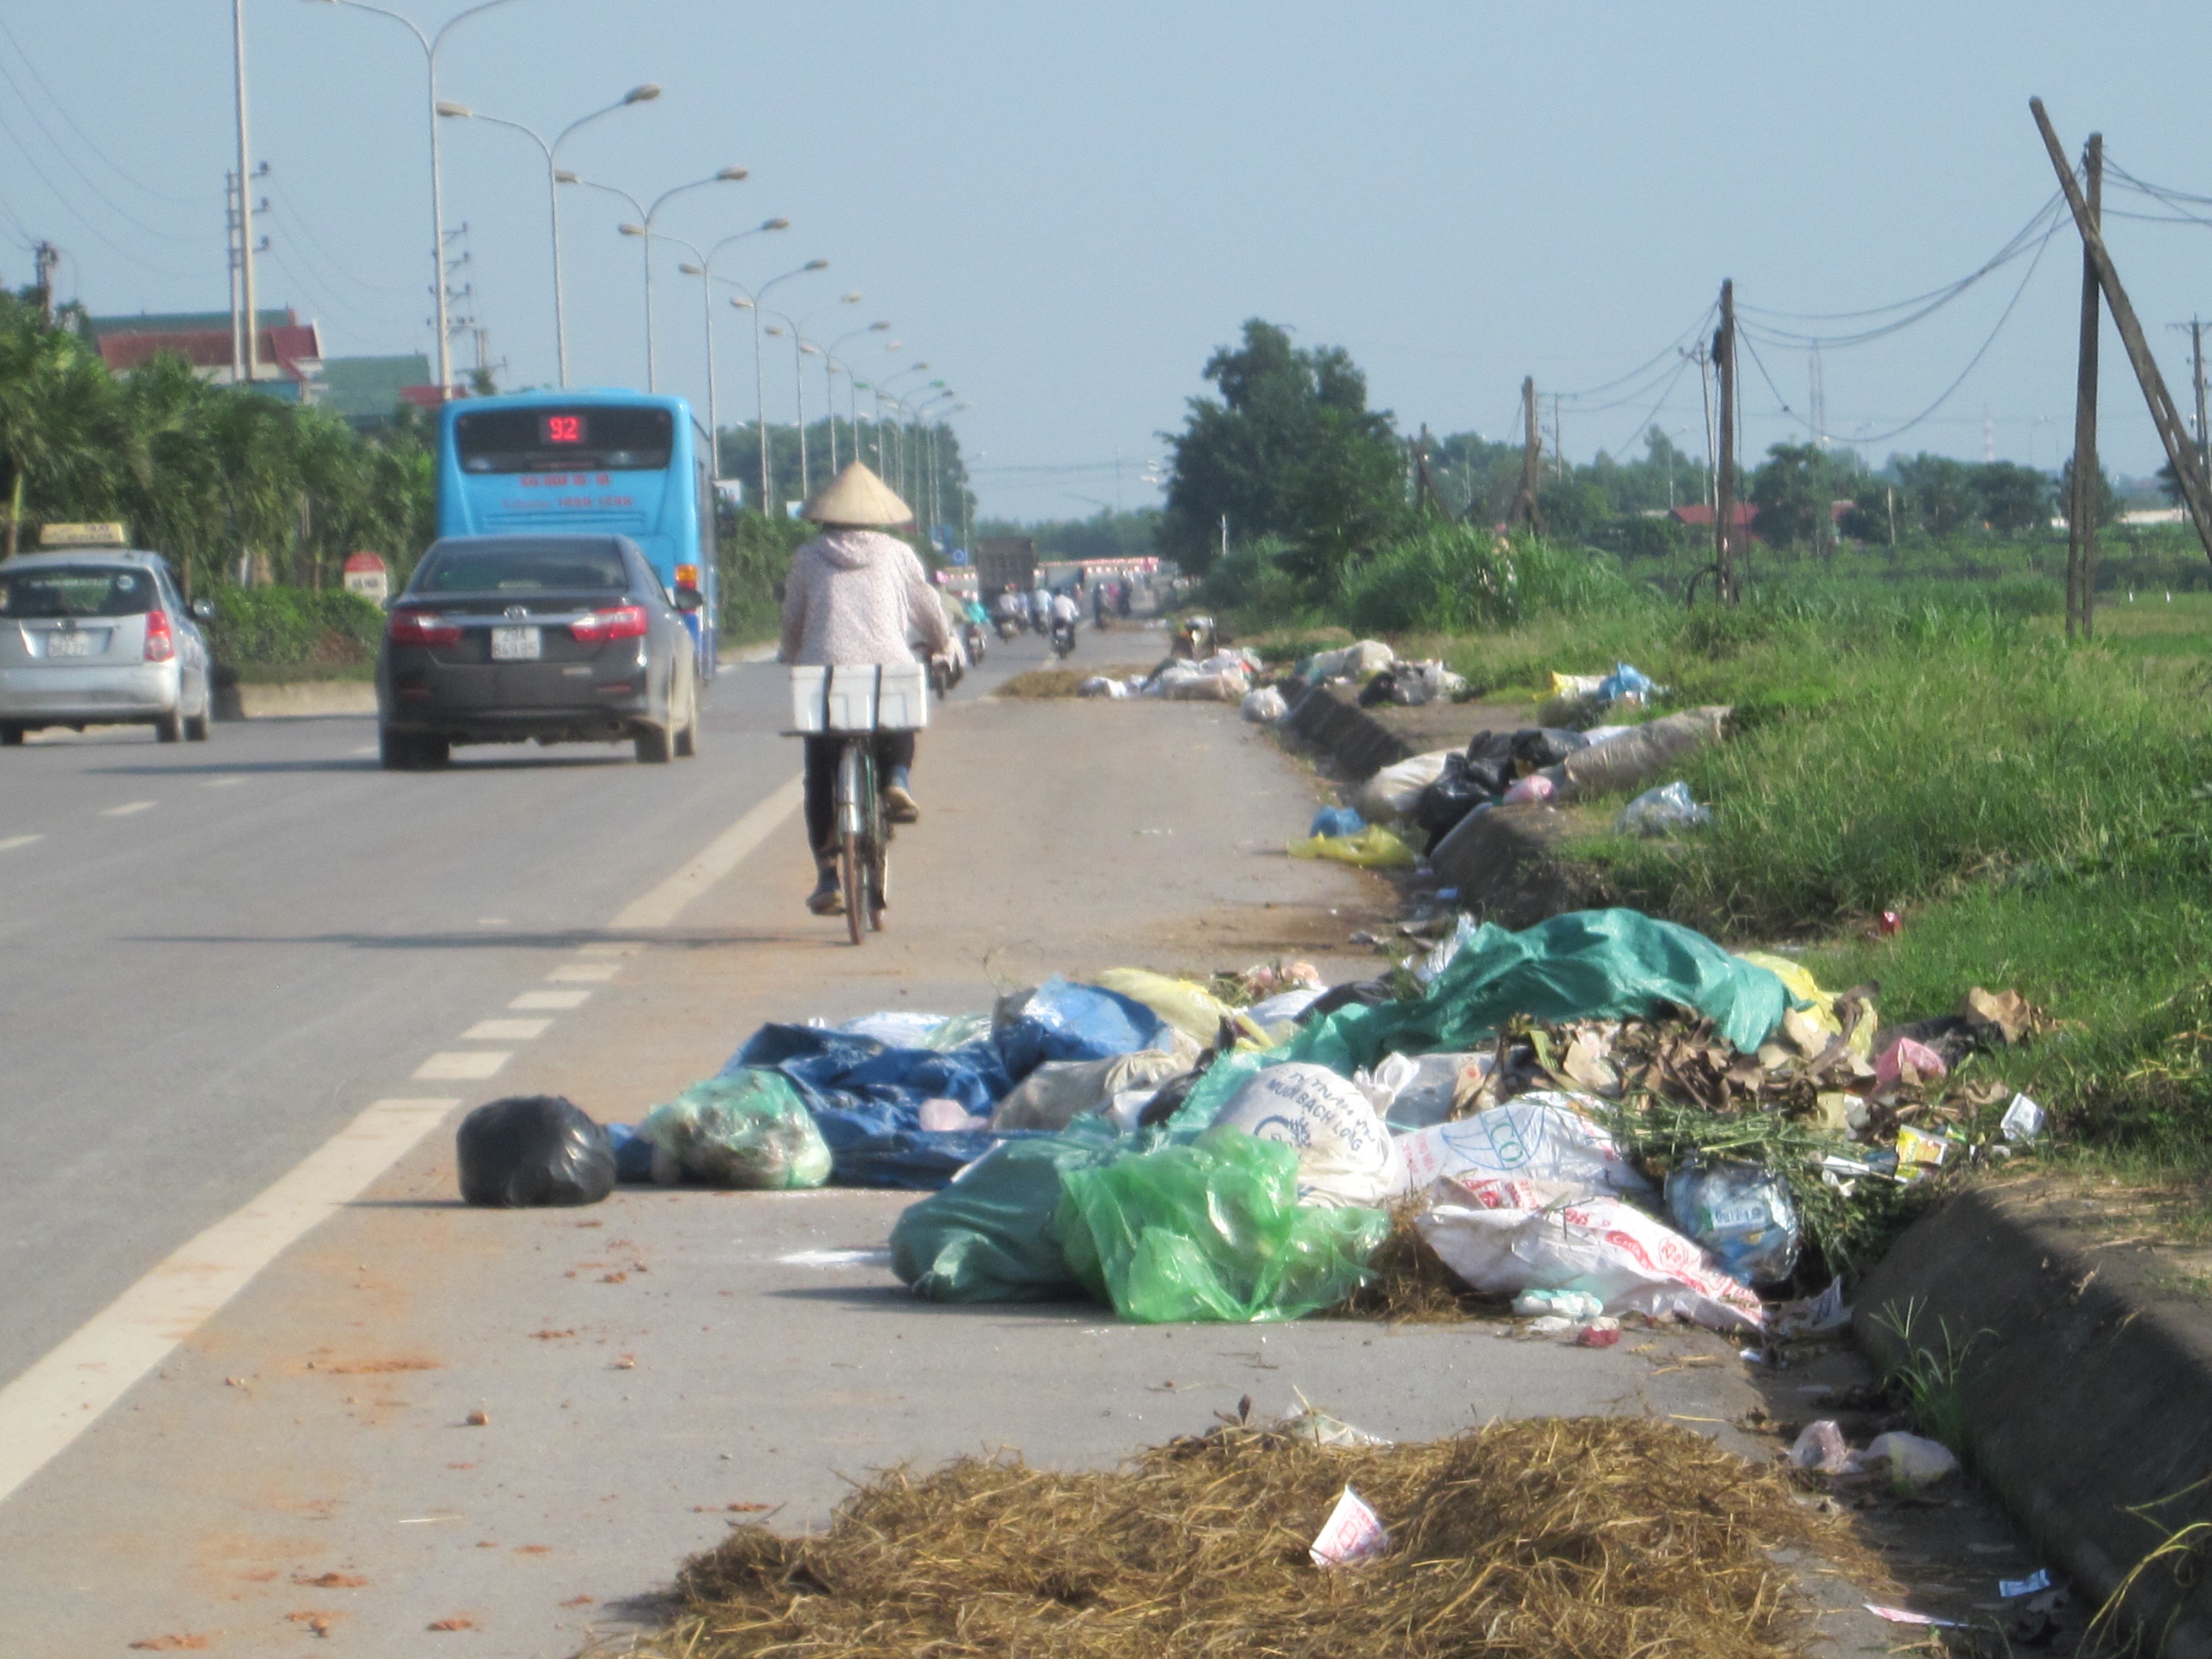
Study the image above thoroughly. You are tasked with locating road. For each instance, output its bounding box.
[0,628,1953,1657]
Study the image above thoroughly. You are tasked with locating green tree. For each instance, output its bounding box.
[1159,319,1406,576]
[1971,462,2051,535]
[1892,453,1977,537]
[1749,442,1833,548]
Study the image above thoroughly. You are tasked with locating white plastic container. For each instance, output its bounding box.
[825,664,880,732]
[787,665,829,733]
[875,661,930,731]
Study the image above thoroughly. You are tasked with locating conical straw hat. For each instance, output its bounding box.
[801,461,912,527]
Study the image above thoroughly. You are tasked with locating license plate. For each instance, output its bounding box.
[490,625,542,661]
[45,632,92,659]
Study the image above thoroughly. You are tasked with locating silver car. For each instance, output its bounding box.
[0,551,215,745]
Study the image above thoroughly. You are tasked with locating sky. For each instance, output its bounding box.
[7,1,2212,520]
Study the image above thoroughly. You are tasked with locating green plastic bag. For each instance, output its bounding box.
[1055,1128,1389,1323]
[889,1120,1123,1302]
[1290,907,1787,1073]
[641,1068,832,1189]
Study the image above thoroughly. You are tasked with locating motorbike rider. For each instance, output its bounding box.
[1049,585,1081,638]
[1028,584,1052,632]
[778,461,951,916]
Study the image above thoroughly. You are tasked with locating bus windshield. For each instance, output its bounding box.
[452,406,674,474]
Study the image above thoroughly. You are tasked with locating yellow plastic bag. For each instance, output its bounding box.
[1092,968,1266,1048]
[1287,825,1418,870]
[1738,951,1840,1037]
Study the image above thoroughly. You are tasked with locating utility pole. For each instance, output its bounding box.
[2172,317,2210,483]
[1507,377,1545,533]
[2033,98,2212,567]
[1551,393,1563,481]
[1714,279,1739,604]
[2067,133,2101,641]
[1692,342,1717,515]
[30,241,58,327]
[231,0,260,384]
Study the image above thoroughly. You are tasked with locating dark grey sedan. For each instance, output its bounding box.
[375,535,701,770]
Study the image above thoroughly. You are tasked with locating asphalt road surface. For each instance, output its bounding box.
[0,627,1969,1657]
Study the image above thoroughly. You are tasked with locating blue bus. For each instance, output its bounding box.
[434,390,719,676]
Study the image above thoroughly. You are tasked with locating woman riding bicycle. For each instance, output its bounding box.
[778,462,952,916]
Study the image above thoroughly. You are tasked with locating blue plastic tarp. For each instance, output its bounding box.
[993,976,1172,1082]
[730,1024,1016,1189]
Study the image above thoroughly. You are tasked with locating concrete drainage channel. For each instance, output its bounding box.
[1280,675,2212,1654]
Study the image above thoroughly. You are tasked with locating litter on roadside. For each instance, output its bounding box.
[1287,823,1419,869]
[1618,780,1712,836]
[1308,1485,1389,1567]
[456,1095,615,1208]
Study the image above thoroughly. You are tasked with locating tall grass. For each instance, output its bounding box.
[1339,526,1639,633]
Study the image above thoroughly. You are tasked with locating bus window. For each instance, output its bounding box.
[453,406,674,473]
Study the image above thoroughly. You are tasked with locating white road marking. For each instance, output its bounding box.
[0,777,805,1507]
[510,989,589,1011]
[352,745,379,756]
[609,773,802,930]
[204,777,244,789]
[460,1018,550,1042]
[414,1051,511,1081]
[0,835,39,853]
[547,961,622,983]
[0,1098,458,1509]
[100,801,155,817]
[777,1248,894,1269]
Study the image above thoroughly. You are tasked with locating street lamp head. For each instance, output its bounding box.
[716,166,749,182]
[765,325,785,337]
[869,321,891,332]
[801,342,821,356]
[804,258,829,271]
[553,169,580,184]
[729,296,754,310]
[623,83,660,103]
[912,362,929,372]
[840,291,862,304]
[678,262,704,276]
[763,217,790,231]
[618,223,646,237]
[436,100,471,118]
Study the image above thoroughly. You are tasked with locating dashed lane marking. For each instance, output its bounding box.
[100,801,155,817]
[413,1051,512,1081]
[204,777,244,788]
[460,1018,551,1042]
[609,773,802,930]
[510,989,589,1011]
[547,962,622,983]
[0,836,39,853]
[0,1098,460,1509]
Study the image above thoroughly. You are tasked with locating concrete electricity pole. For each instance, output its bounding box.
[232,0,260,383]
[1714,279,1739,604]
[1508,377,1545,533]
[2067,133,2102,641]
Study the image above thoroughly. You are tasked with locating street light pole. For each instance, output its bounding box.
[591,168,748,392]
[671,220,787,483]
[723,258,828,514]
[305,0,523,394]
[437,84,658,386]
[823,312,889,472]
[232,0,259,384]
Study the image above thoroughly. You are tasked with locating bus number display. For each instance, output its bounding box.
[543,414,585,445]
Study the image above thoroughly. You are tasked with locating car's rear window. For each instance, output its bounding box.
[0,566,158,618]
[414,544,630,594]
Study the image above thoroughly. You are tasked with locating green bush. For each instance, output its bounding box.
[207,586,384,668]
[717,512,811,644]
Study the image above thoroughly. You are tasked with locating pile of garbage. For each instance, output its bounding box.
[1077,646,1265,704]
[643,1413,1854,1659]
[1349,703,1730,848]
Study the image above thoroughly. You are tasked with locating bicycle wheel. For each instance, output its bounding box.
[836,742,867,945]
[840,831,865,946]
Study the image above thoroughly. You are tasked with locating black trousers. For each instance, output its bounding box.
[804,732,915,857]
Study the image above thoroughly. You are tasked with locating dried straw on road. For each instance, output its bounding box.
[996,664,1155,699]
[631,1416,1859,1658]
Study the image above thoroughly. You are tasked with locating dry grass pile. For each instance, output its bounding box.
[638,1417,1859,1658]
[997,664,1155,699]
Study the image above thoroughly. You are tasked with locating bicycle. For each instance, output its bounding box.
[790,662,928,947]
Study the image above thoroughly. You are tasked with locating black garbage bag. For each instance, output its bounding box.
[1302,979,1397,1019]
[456,1095,616,1208]
[1510,727,1588,770]
[1413,752,1511,842]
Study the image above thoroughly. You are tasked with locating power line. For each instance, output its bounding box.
[1738,192,2063,326]
[0,15,195,208]
[0,105,196,280]
[0,51,198,244]
[1552,300,1717,401]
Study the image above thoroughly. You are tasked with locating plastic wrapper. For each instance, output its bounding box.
[990,1050,1187,1131]
[456,1094,615,1208]
[1352,750,1457,824]
[1055,1128,1390,1323]
[1287,824,1418,869]
[1415,1191,1765,1332]
[1373,1050,1494,1130]
[836,1011,955,1048]
[1211,1062,1405,1208]
[1241,686,1289,723]
[889,1120,1123,1303]
[1616,780,1712,836]
[1092,968,1262,1048]
[643,1069,832,1189]
[1397,1091,1652,1201]
[1663,1157,1800,1286]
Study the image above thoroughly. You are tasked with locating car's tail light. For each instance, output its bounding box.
[570,604,649,645]
[142,609,175,662]
[388,607,462,648]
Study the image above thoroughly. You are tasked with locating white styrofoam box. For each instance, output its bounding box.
[788,665,828,733]
[825,664,880,732]
[876,660,930,731]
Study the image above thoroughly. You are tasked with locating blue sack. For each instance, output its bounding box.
[993,977,1171,1082]
[731,1024,1016,1189]
[604,1122,656,1183]
[1596,661,1655,704]
[1309,805,1366,839]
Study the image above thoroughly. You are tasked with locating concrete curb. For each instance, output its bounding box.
[1281,684,1413,781]
[213,681,378,720]
[1855,1183,2212,1655]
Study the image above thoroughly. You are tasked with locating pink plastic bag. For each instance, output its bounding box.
[1501,774,1556,805]
[1873,1036,1948,1090]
